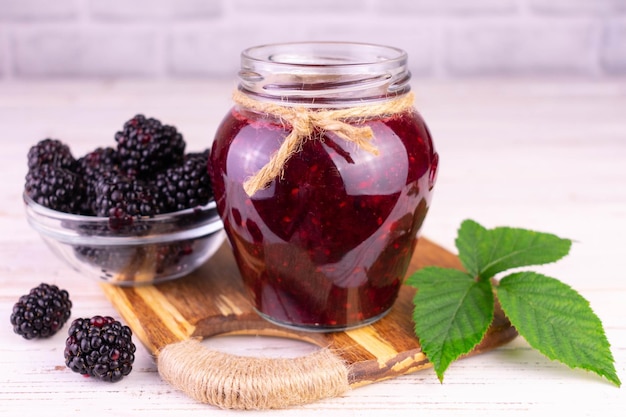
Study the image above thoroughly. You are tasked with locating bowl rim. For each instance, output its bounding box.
[23,191,217,222]
[23,192,224,245]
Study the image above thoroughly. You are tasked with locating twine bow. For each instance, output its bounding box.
[232,90,415,196]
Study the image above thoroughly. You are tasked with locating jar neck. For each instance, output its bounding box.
[237,42,411,108]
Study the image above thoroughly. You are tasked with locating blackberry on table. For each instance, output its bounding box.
[155,150,213,213]
[115,114,185,179]
[64,315,136,382]
[25,165,87,214]
[10,283,72,339]
[27,138,77,171]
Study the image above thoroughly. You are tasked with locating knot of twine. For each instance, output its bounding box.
[158,339,350,410]
[233,90,415,196]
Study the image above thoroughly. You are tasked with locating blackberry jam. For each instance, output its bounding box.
[210,42,438,331]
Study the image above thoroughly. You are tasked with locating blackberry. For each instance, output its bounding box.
[25,165,87,214]
[27,138,77,171]
[155,150,213,213]
[10,283,72,339]
[78,147,120,181]
[115,114,185,179]
[154,241,194,273]
[94,173,159,230]
[73,242,196,283]
[186,148,210,160]
[23,116,211,224]
[64,316,136,382]
[77,147,121,215]
[74,245,136,273]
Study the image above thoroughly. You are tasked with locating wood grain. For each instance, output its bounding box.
[100,236,518,394]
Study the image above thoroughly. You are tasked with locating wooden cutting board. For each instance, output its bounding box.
[100,237,517,410]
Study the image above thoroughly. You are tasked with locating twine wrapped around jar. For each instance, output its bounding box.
[232,90,416,196]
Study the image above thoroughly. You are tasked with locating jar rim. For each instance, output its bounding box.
[238,42,411,105]
[241,41,407,68]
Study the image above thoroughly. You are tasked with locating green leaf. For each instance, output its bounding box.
[497,272,621,387]
[455,219,572,280]
[408,267,494,382]
[410,219,618,386]
[455,219,490,277]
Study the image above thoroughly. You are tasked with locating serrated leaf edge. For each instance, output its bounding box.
[496,272,621,387]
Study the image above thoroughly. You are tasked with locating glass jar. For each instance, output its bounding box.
[209,42,438,332]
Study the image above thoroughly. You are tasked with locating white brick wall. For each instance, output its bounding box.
[375,0,518,15]
[13,27,160,77]
[0,0,624,79]
[602,18,626,73]
[88,0,221,21]
[0,0,76,20]
[444,19,602,76]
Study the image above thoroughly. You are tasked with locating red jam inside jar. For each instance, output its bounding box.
[209,42,438,331]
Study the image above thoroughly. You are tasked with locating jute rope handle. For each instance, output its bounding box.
[157,339,350,410]
[232,90,416,196]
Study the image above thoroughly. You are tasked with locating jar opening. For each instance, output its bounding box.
[238,42,411,105]
[244,42,406,67]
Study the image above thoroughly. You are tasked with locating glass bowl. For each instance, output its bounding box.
[23,193,226,286]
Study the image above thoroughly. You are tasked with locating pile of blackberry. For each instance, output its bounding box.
[24,115,214,278]
[24,114,213,227]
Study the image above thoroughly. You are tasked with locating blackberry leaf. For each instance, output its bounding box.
[452,219,489,277]
[410,219,619,386]
[497,272,621,387]
[455,219,572,281]
[407,267,494,382]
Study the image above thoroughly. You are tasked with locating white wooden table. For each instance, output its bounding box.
[1,79,624,416]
